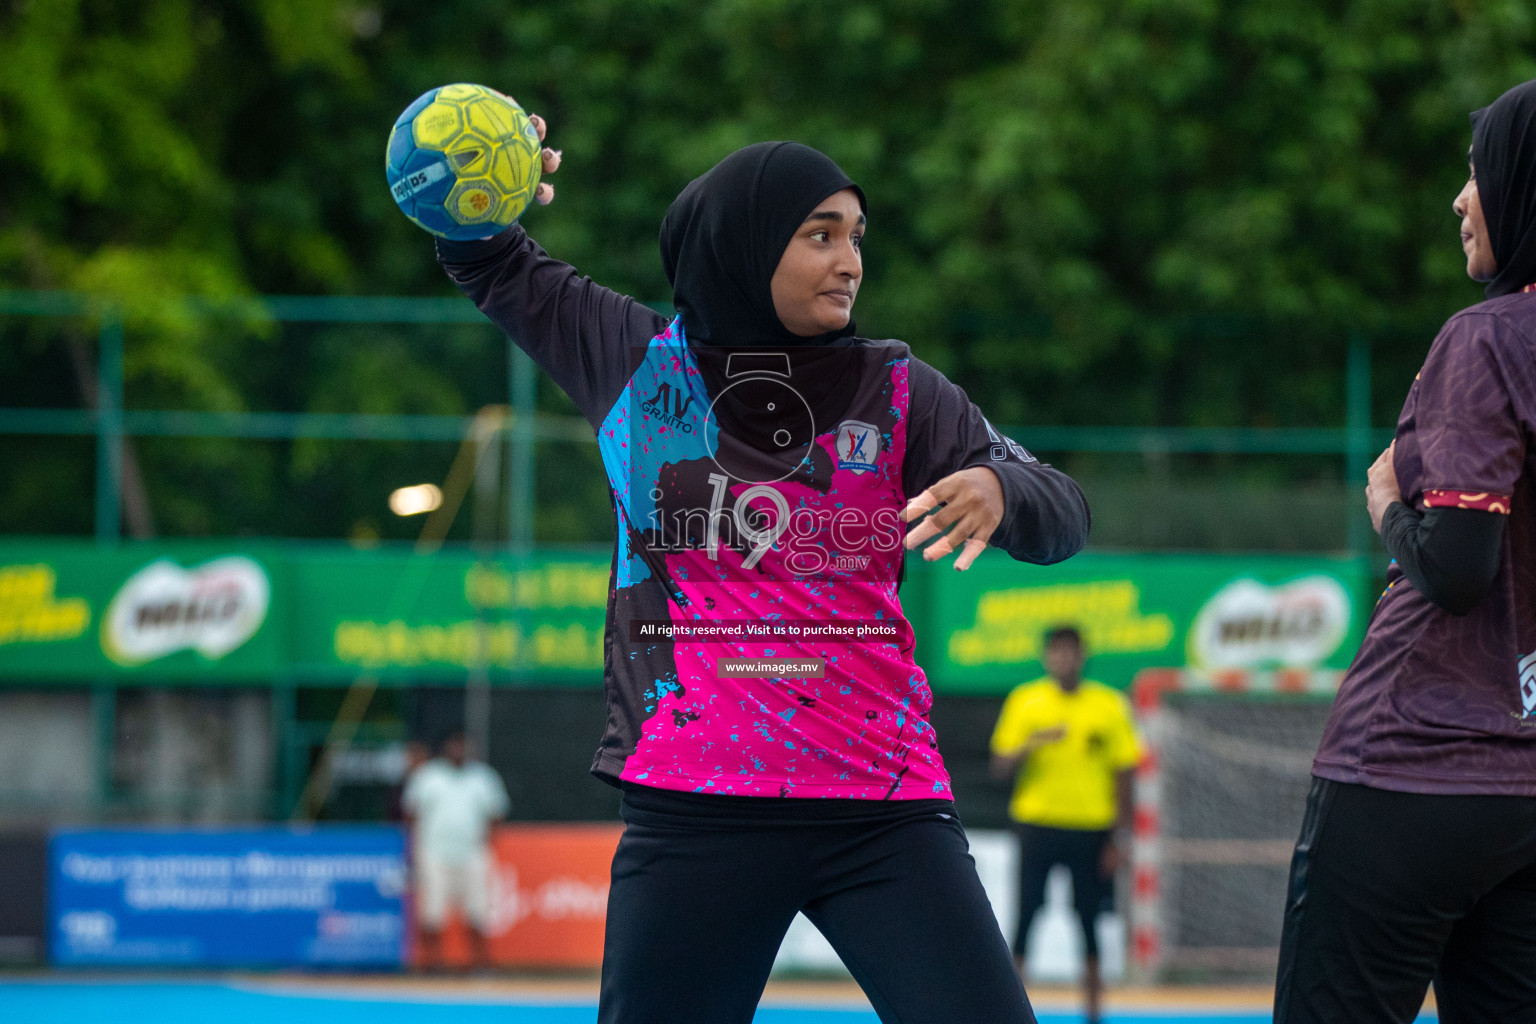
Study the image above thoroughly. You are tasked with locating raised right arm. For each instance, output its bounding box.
[436,226,669,427]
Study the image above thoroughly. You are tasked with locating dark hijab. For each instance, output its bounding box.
[1471,80,1536,298]
[659,142,867,346]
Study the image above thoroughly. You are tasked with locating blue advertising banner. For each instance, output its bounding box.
[50,827,406,967]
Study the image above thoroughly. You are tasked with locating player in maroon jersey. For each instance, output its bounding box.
[1275,80,1536,1024]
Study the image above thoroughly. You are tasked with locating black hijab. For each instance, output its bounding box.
[659,142,866,345]
[1471,80,1536,298]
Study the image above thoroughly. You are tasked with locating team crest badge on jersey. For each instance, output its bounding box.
[835,420,880,475]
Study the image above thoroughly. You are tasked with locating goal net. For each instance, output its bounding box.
[1129,668,1340,982]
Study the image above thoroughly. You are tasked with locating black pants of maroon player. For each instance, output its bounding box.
[1274,778,1536,1024]
[597,784,1036,1024]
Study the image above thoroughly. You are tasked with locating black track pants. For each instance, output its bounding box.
[1013,822,1112,958]
[597,786,1036,1024]
[1274,778,1536,1024]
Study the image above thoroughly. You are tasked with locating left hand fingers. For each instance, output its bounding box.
[905,496,978,552]
[924,506,986,560]
[901,487,943,524]
[904,516,946,550]
[1368,441,1396,479]
[904,496,960,549]
[919,509,989,567]
[902,484,954,551]
[953,537,988,571]
[904,472,999,564]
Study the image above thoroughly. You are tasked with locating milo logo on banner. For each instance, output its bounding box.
[102,557,270,666]
[1188,576,1350,669]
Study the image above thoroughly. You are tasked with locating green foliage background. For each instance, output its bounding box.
[2,0,1534,545]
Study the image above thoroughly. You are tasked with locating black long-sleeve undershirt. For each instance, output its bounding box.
[1380,503,1506,615]
[438,227,1090,567]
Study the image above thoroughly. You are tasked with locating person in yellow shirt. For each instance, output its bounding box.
[990,625,1141,1024]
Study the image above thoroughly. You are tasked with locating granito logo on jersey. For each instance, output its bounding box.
[640,382,695,434]
[836,420,879,474]
[984,419,1037,464]
[1518,650,1536,721]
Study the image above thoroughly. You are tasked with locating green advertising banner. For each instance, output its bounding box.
[290,551,609,682]
[0,541,286,680]
[0,541,609,685]
[912,551,1370,693]
[0,541,1367,692]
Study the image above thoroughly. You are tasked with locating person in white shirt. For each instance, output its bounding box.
[401,731,510,968]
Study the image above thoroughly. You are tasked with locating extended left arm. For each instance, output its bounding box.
[902,357,1090,568]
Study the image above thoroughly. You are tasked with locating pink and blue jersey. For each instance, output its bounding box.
[438,226,1090,800]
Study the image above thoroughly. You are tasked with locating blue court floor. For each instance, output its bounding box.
[2,978,1435,1023]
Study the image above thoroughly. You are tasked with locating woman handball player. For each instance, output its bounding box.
[1274,79,1536,1024]
[434,108,1089,1023]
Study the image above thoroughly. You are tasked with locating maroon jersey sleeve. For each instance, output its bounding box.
[1411,313,1527,514]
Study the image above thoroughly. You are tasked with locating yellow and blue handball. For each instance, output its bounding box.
[385,83,542,239]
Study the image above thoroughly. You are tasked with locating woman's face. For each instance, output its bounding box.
[770,188,865,337]
[1455,161,1497,282]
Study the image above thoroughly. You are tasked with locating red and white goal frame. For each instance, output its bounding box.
[1127,666,1343,981]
